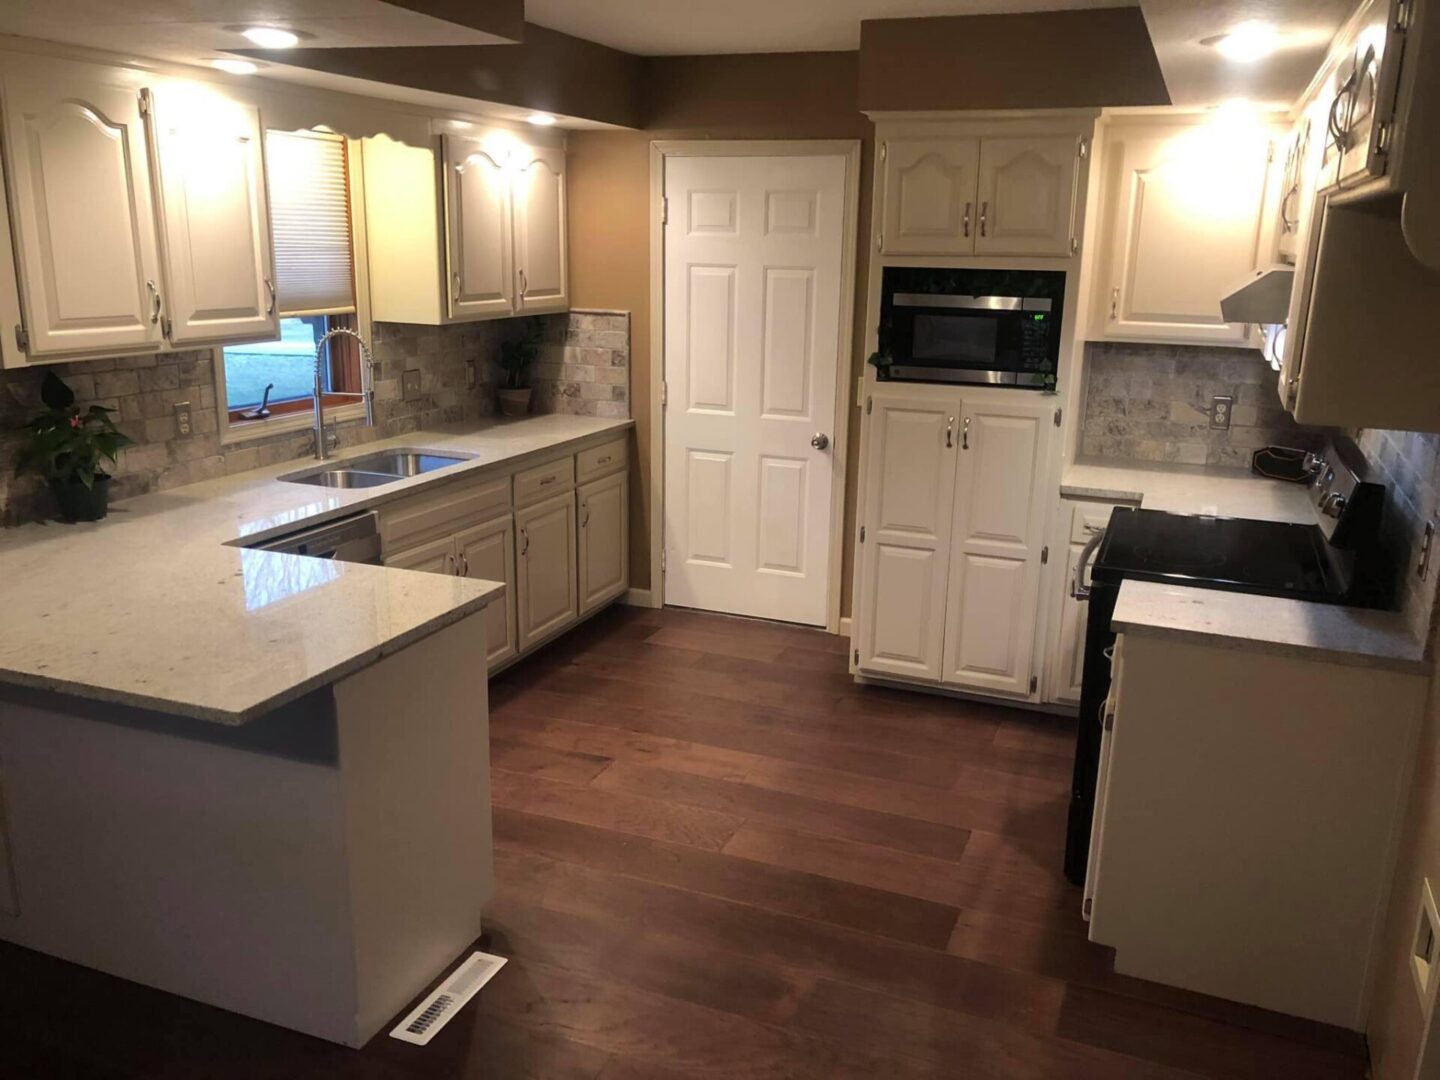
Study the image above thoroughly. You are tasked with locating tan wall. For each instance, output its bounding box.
[568,52,874,603]
[1370,618,1440,1079]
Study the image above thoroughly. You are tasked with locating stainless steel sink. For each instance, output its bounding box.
[279,448,474,490]
[341,449,474,478]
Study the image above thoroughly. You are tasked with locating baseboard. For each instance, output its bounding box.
[623,587,657,608]
[838,616,852,639]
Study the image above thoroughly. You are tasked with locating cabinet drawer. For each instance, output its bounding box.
[1068,500,1122,544]
[514,455,575,508]
[576,437,627,483]
[380,474,511,553]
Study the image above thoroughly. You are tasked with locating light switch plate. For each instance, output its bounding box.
[402,369,422,401]
[173,400,193,439]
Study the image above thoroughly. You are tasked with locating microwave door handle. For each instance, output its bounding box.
[1072,527,1105,600]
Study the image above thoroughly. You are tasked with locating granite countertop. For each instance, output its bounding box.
[0,415,633,725]
[1062,459,1316,524]
[1112,580,1430,675]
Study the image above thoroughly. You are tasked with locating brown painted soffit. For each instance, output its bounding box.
[858,7,1171,110]
[379,0,526,43]
[246,8,1168,130]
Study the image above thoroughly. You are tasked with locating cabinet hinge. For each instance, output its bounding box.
[137,87,152,116]
[859,525,866,543]
[1376,120,1393,156]
[865,396,872,416]
[1029,675,1038,694]
[875,232,883,252]
[1266,139,1276,164]
[880,140,888,163]
[660,549,667,575]
[661,380,668,407]
[1396,0,1413,31]
[853,648,860,665]
[661,196,668,225]
[1069,236,1079,256]
[13,324,29,353]
[1041,545,1049,565]
[1053,407,1063,427]
[161,316,172,340]
[1077,136,1089,160]
[1083,897,1093,918]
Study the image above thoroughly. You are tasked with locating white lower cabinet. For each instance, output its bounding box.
[380,438,629,672]
[456,514,517,669]
[854,387,1053,700]
[516,492,579,650]
[1043,498,1132,706]
[578,472,628,615]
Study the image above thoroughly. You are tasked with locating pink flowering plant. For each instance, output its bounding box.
[15,372,133,491]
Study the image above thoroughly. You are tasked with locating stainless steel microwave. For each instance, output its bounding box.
[885,285,1062,390]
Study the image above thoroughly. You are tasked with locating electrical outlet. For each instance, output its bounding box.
[402,368,422,401]
[1413,879,1440,1009]
[173,400,193,439]
[1209,395,1233,430]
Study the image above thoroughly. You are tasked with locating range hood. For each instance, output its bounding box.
[1220,266,1295,324]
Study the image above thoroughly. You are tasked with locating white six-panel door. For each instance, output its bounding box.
[0,66,165,356]
[147,85,278,345]
[941,400,1052,696]
[663,153,847,625]
[854,390,962,680]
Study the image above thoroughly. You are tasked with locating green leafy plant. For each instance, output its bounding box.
[14,372,133,490]
[498,319,543,391]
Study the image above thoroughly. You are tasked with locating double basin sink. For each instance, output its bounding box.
[279,448,475,490]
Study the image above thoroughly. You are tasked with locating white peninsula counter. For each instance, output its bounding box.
[0,415,632,1046]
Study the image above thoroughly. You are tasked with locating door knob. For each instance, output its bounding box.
[811,432,830,450]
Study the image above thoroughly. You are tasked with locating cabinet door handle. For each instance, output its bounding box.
[1109,286,1119,321]
[962,202,971,238]
[596,454,612,465]
[979,201,988,238]
[264,278,276,316]
[520,527,529,556]
[581,502,590,528]
[459,552,470,576]
[962,416,971,450]
[447,553,457,574]
[945,416,954,449]
[146,280,161,324]
[519,268,528,300]
[539,475,556,486]
[452,271,461,300]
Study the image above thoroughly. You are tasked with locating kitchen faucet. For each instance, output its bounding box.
[311,326,377,461]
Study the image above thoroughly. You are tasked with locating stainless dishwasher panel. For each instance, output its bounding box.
[251,511,382,564]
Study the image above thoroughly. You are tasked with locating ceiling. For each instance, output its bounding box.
[525,0,1128,55]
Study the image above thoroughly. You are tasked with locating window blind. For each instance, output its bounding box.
[266,130,355,316]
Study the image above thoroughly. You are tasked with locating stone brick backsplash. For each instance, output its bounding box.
[1354,427,1440,647]
[1080,342,1328,467]
[0,309,629,525]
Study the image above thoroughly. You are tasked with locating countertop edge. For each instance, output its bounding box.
[1110,618,1432,676]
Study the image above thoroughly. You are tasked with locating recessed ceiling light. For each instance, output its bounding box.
[241,26,299,49]
[527,113,557,127]
[1212,22,1281,63]
[210,58,259,76]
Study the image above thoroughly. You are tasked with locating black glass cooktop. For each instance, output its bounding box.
[1093,508,1347,600]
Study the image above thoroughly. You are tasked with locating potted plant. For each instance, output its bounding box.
[15,372,134,522]
[496,320,542,417]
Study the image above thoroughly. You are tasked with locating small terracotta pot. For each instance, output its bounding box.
[497,387,532,417]
[51,476,111,522]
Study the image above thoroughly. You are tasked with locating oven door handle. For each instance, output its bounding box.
[1072,527,1105,600]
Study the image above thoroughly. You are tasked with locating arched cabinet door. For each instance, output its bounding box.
[513,145,568,313]
[146,85,278,345]
[973,136,1079,257]
[879,137,980,255]
[0,64,165,356]
[443,136,515,319]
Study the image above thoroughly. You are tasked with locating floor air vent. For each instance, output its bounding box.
[389,950,507,1046]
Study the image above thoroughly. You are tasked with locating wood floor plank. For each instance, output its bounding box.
[490,736,615,784]
[592,760,974,862]
[643,625,790,663]
[493,808,963,950]
[490,768,744,852]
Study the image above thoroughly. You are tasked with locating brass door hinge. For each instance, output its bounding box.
[859,525,866,543]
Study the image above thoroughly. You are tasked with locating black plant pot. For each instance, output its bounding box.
[50,476,111,523]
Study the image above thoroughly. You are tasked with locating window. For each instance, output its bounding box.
[220,129,367,433]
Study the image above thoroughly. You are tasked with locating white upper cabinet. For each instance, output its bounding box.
[879,136,980,255]
[1089,114,1277,346]
[854,388,961,681]
[0,64,164,357]
[974,136,1079,257]
[940,400,1051,697]
[145,85,277,345]
[513,144,568,314]
[443,136,514,319]
[367,129,568,326]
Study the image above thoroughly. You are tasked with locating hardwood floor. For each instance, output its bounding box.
[0,605,1369,1079]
